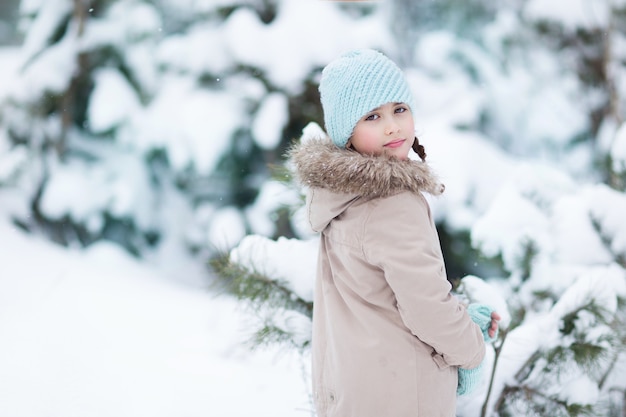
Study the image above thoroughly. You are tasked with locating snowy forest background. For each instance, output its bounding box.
[2,0,626,416]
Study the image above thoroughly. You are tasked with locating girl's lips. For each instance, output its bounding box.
[384,139,405,148]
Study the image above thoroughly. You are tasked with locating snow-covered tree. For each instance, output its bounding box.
[0,0,401,259]
[1,0,170,254]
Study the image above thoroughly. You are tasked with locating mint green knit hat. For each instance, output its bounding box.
[319,49,416,148]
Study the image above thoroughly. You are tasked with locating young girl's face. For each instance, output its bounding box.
[347,102,414,160]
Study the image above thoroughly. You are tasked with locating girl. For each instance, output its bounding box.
[289,49,500,417]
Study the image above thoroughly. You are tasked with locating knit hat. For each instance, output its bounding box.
[319,49,416,148]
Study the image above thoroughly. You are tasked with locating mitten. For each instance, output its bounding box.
[457,304,497,396]
[457,362,483,396]
[467,303,498,343]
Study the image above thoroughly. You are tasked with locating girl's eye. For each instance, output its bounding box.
[365,114,379,121]
[395,106,408,114]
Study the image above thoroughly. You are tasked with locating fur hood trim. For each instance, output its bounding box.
[288,138,445,198]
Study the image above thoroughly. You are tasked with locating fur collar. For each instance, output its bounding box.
[288,138,445,199]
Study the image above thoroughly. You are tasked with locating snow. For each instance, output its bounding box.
[245,180,301,237]
[158,0,237,14]
[18,0,73,66]
[585,185,626,255]
[230,235,319,302]
[0,48,20,103]
[560,375,599,406]
[469,167,625,274]
[612,122,626,173]
[252,92,289,150]
[486,263,625,410]
[223,0,393,93]
[422,125,515,228]
[481,50,587,153]
[156,24,232,76]
[123,43,159,94]
[551,194,614,265]
[410,21,590,163]
[300,122,327,144]
[0,143,28,184]
[208,206,247,251]
[124,76,246,174]
[458,275,512,329]
[524,0,611,30]
[88,69,142,133]
[0,217,311,417]
[106,1,162,40]
[39,154,156,233]
[12,31,76,103]
[410,33,483,128]
[471,183,551,271]
[550,264,626,321]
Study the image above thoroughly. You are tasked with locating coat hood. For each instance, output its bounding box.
[287,137,445,231]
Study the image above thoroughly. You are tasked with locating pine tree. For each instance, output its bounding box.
[0,0,398,257]
[1,0,169,254]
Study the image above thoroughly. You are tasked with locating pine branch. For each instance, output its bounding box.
[209,252,313,319]
[248,320,310,353]
[489,298,617,416]
[496,383,595,417]
[517,238,539,282]
[210,252,314,352]
[599,297,626,390]
[590,215,626,268]
[269,163,294,185]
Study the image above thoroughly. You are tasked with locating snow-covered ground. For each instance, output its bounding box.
[0,39,309,416]
[0,216,312,417]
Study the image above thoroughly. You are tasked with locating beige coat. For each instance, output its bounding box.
[290,138,486,417]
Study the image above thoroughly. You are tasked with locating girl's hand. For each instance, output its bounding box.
[488,311,501,339]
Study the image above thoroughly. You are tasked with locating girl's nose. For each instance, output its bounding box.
[385,121,400,135]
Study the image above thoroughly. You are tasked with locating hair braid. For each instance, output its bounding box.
[412,137,427,161]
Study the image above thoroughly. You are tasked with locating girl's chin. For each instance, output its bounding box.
[383,149,410,160]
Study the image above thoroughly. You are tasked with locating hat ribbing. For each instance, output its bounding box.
[319,49,415,148]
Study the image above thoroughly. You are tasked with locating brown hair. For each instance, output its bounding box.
[412,137,426,161]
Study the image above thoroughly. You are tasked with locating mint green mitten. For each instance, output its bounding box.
[467,303,498,343]
[457,362,484,396]
[457,303,497,396]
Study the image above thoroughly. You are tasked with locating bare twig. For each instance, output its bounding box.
[481,331,507,417]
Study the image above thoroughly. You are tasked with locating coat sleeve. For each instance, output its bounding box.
[362,191,485,369]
